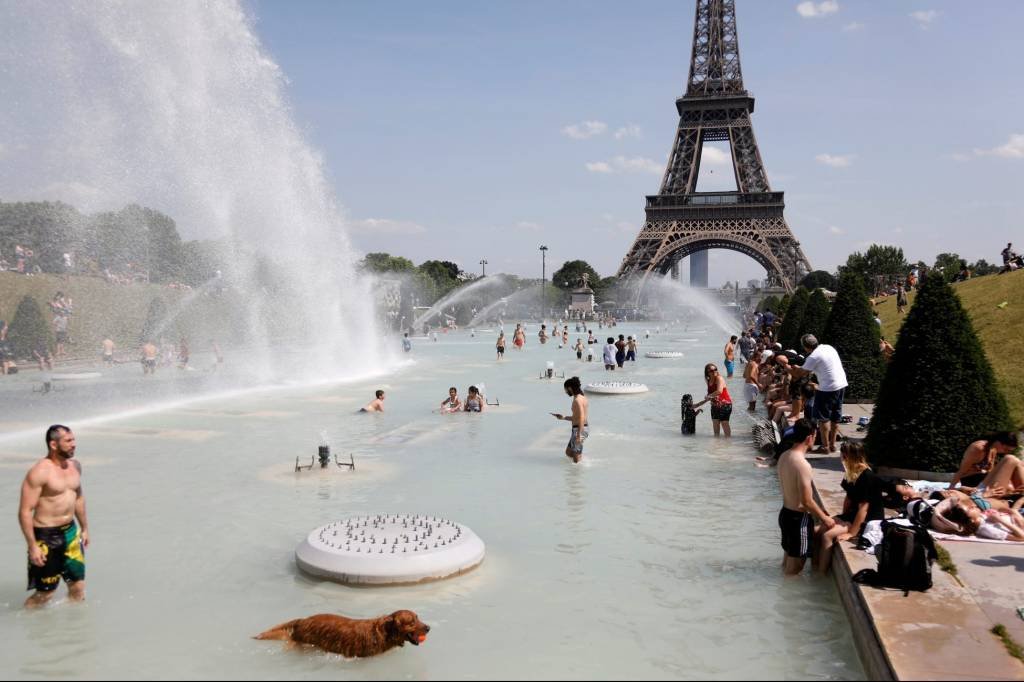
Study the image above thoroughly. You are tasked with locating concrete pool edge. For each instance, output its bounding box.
[813,466,1024,681]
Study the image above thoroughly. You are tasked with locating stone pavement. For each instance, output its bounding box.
[807,403,1024,680]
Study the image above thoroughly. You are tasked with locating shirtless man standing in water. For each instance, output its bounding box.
[551,376,589,464]
[19,425,89,608]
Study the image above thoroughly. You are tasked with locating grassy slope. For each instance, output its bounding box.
[0,272,230,359]
[874,269,1024,425]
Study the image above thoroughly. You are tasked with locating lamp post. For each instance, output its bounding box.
[479,259,488,277]
[539,245,548,318]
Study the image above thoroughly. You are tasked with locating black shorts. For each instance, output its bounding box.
[811,388,845,423]
[710,402,732,422]
[779,507,815,559]
[28,523,85,592]
[55,331,68,344]
[497,347,505,355]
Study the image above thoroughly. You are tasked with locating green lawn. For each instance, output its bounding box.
[875,269,1024,425]
[0,271,230,360]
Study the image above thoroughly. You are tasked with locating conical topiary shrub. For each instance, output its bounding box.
[822,272,884,401]
[140,297,169,343]
[800,288,831,342]
[866,274,1012,472]
[777,287,809,350]
[758,295,781,314]
[9,295,53,359]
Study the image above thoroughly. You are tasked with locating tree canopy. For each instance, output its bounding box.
[866,273,1011,471]
[838,244,908,295]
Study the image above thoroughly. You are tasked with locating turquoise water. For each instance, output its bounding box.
[0,325,863,679]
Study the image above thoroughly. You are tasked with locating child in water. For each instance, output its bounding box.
[681,394,702,435]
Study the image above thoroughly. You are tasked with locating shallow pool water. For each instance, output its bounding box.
[0,324,863,679]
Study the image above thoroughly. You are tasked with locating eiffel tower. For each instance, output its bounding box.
[618,0,811,292]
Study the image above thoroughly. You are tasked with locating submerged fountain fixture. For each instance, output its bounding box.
[295,432,356,472]
[586,381,649,395]
[295,514,485,585]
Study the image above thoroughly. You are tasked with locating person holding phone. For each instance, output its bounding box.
[551,376,589,464]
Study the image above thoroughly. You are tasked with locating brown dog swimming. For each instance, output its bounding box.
[255,610,430,658]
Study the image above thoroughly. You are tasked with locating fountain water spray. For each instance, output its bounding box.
[1,0,385,380]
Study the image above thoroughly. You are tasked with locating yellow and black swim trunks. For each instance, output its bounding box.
[27,523,85,592]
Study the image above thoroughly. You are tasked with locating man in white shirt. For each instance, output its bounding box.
[788,334,848,454]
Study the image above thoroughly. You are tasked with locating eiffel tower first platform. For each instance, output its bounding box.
[618,0,812,293]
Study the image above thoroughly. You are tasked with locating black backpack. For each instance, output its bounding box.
[853,520,937,595]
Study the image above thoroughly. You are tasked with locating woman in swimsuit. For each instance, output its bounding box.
[949,432,1020,491]
[694,363,732,437]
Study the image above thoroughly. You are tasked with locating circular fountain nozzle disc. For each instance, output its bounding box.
[295,514,485,585]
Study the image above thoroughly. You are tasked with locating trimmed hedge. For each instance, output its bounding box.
[823,272,885,401]
[777,287,809,350]
[9,295,53,359]
[866,274,1012,472]
[800,288,830,342]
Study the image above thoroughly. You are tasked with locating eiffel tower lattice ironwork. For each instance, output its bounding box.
[617,0,811,292]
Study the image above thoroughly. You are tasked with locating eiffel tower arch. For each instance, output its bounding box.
[618,0,811,293]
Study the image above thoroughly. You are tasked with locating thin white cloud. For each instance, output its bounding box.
[796,1,839,19]
[950,152,971,162]
[974,133,1024,159]
[815,153,855,168]
[613,124,642,140]
[516,221,543,231]
[828,226,844,235]
[701,146,732,166]
[351,218,426,235]
[561,120,607,140]
[616,221,637,234]
[842,22,864,32]
[586,157,662,175]
[909,10,939,29]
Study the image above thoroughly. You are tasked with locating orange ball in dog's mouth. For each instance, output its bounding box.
[417,634,427,643]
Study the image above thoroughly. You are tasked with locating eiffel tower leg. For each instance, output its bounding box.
[728,122,769,193]
[662,128,702,194]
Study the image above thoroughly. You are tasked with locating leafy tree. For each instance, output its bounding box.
[419,260,461,282]
[800,270,838,291]
[777,287,809,350]
[552,260,606,300]
[8,296,53,359]
[552,260,601,290]
[757,295,781,313]
[970,259,998,277]
[822,272,885,401]
[360,252,415,273]
[839,244,908,295]
[140,297,169,343]
[932,252,966,282]
[800,288,830,341]
[867,274,1011,471]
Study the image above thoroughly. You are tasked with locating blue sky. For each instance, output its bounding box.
[249,0,1023,285]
